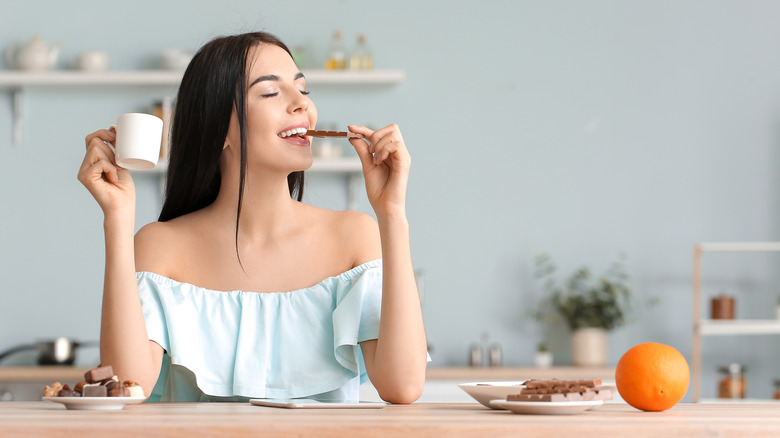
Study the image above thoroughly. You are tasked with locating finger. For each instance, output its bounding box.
[367,124,401,147]
[88,137,121,170]
[348,125,377,167]
[85,128,116,150]
[373,140,400,166]
[349,136,374,168]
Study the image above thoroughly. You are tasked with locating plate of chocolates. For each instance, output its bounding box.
[42,365,145,410]
[490,378,612,415]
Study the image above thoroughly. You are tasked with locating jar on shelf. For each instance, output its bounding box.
[717,363,746,399]
[324,30,346,70]
[774,379,780,400]
[710,294,735,320]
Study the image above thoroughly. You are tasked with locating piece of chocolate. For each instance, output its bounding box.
[524,378,602,389]
[83,385,108,397]
[73,381,88,394]
[84,365,114,383]
[510,378,613,402]
[58,384,80,397]
[305,130,364,139]
[124,380,145,398]
[108,381,129,397]
[508,392,582,402]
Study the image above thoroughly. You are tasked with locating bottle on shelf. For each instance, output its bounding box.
[349,33,373,70]
[325,30,347,70]
[717,363,746,399]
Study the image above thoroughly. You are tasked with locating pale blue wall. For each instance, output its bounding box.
[2,0,780,401]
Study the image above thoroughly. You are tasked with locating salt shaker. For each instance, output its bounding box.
[469,344,482,367]
[488,344,502,367]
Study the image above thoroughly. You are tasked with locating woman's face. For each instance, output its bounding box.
[224,43,318,174]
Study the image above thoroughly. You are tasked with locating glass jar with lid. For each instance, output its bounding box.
[717,363,746,399]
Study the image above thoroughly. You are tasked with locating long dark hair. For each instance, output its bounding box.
[158,32,305,262]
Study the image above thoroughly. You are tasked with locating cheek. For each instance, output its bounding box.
[309,101,318,126]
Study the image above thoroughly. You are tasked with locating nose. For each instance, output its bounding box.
[288,92,309,114]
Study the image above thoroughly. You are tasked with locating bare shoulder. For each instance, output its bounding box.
[303,205,381,267]
[335,209,381,267]
[134,219,185,276]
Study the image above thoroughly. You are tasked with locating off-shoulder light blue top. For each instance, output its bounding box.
[136,259,383,402]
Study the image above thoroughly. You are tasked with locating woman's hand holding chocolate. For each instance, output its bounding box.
[348,123,411,218]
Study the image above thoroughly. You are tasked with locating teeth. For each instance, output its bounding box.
[279,127,308,138]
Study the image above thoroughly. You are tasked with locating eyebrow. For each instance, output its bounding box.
[250,72,305,87]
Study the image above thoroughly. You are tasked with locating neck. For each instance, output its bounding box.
[208,164,298,242]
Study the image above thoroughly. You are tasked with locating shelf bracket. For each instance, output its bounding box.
[12,87,23,147]
[348,173,361,211]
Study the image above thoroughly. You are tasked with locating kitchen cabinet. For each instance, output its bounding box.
[692,242,780,402]
[0,69,404,209]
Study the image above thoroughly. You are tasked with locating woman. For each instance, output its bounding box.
[77,32,427,403]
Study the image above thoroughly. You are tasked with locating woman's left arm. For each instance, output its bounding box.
[349,124,428,404]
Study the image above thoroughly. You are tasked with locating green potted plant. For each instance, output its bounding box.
[534,253,632,366]
[534,342,553,368]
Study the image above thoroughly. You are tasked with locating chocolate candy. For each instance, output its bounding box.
[73,381,88,394]
[58,384,80,397]
[305,130,364,139]
[84,365,114,383]
[524,378,602,389]
[125,380,145,398]
[108,381,129,397]
[43,365,144,398]
[83,385,108,397]
[507,378,613,402]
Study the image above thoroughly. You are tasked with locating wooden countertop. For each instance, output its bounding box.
[1,401,778,437]
[0,366,616,382]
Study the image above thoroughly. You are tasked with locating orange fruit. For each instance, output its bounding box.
[615,342,690,411]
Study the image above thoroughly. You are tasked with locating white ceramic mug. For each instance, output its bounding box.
[107,113,163,170]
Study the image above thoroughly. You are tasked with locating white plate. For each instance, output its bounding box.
[42,396,145,411]
[490,399,604,415]
[457,382,526,409]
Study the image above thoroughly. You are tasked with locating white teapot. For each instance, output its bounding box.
[6,35,62,71]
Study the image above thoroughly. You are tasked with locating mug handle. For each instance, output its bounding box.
[102,124,118,158]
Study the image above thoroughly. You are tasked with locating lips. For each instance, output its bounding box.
[277,122,311,146]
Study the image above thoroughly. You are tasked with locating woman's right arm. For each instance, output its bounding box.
[77,129,163,397]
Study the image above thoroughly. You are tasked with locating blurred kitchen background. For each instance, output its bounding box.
[2,0,780,402]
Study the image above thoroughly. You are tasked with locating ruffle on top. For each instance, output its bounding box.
[137,259,382,401]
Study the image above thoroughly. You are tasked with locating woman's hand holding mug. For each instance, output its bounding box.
[78,113,163,216]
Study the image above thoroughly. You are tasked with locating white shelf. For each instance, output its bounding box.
[309,157,362,172]
[145,157,361,175]
[0,70,183,86]
[0,69,405,88]
[699,398,780,404]
[697,242,780,252]
[699,319,780,335]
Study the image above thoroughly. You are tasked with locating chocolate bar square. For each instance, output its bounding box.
[84,365,114,383]
[83,385,108,397]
